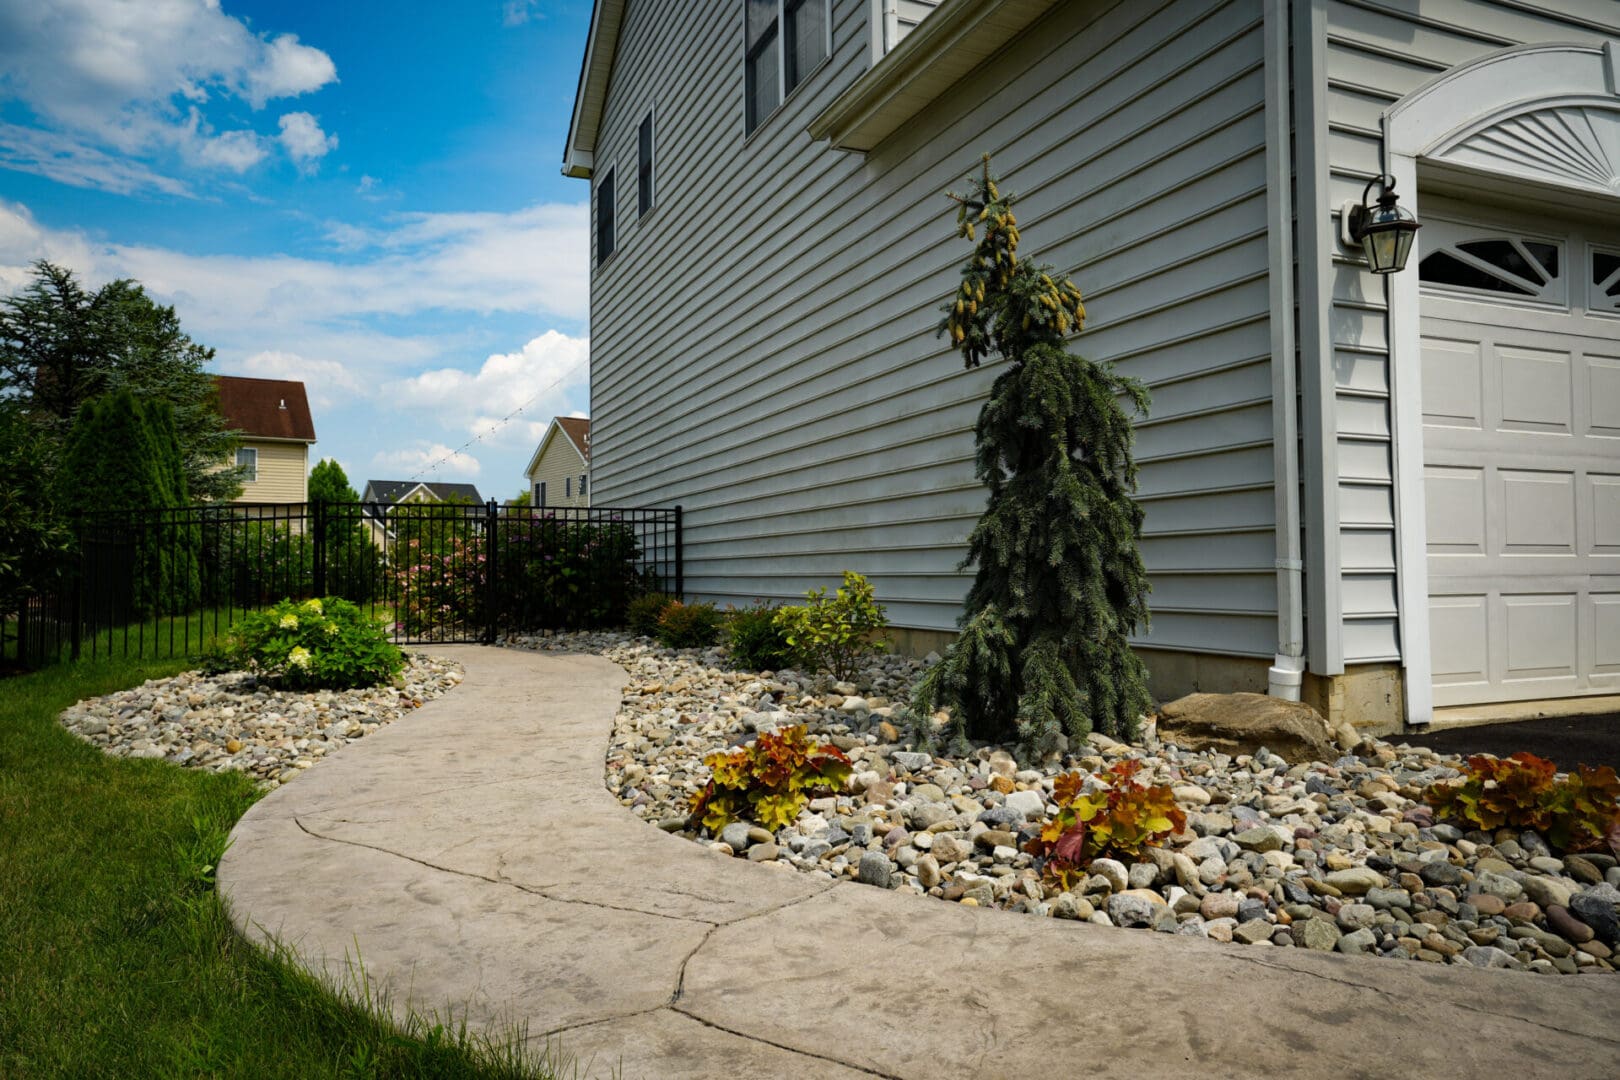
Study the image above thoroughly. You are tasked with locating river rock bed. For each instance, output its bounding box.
[512,630,1620,976]
[57,654,463,789]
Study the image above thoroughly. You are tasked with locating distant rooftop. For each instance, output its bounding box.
[215,375,316,442]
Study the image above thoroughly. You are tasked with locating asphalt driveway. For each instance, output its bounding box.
[1410,713,1620,772]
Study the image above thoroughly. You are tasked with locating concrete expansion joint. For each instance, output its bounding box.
[665,1005,905,1080]
[291,816,716,927]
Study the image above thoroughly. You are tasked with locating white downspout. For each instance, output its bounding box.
[1264,0,1306,701]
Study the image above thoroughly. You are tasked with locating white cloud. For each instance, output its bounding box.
[235,350,361,411]
[371,443,482,479]
[501,0,539,26]
[276,111,336,166]
[391,330,590,444]
[0,0,339,191]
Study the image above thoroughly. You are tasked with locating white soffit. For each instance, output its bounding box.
[808,0,1060,152]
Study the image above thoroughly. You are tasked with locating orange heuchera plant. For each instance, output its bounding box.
[1425,752,1620,856]
[1024,760,1186,890]
[689,725,852,833]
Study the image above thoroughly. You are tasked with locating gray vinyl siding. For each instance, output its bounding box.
[590,0,1278,657]
[1316,0,1620,664]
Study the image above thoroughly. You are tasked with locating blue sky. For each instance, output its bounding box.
[0,0,595,498]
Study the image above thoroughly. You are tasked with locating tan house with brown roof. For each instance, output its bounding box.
[525,417,591,509]
[214,375,317,504]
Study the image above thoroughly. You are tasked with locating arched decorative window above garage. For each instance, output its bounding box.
[1418,220,1565,306]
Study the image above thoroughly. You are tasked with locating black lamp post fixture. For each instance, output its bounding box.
[1346,174,1421,274]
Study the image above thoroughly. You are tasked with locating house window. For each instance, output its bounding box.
[579,473,588,498]
[538,481,547,507]
[565,476,572,498]
[236,447,257,483]
[1418,224,1564,305]
[597,168,616,264]
[745,0,829,133]
[638,113,654,217]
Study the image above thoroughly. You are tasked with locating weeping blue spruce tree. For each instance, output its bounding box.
[912,156,1152,758]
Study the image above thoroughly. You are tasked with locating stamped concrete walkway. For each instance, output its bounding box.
[219,646,1618,1080]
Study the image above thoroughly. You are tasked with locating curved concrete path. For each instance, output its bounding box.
[219,647,1618,1079]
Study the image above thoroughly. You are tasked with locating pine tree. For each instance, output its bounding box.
[911,156,1153,759]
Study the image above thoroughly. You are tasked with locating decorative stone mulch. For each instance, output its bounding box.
[57,654,463,789]
[507,630,1620,977]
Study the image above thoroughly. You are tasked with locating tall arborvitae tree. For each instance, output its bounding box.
[911,156,1153,758]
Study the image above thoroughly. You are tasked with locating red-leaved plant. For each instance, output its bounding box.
[689,725,852,833]
[1024,759,1187,891]
[1425,751,1620,856]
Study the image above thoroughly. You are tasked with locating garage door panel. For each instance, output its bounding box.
[1499,470,1576,555]
[1420,210,1620,706]
[1425,466,1486,553]
[1585,356,1620,436]
[1497,345,1572,434]
[1590,474,1620,556]
[1502,594,1578,682]
[1421,337,1483,427]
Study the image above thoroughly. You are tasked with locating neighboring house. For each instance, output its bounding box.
[524,417,592,509]
[214,375,317,504]
[359,480,485,547]
[564,0,1620,734]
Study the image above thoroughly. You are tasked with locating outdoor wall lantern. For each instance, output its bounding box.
[1340,175,1421,274]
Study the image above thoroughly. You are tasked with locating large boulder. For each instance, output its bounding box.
[1156,692,1337,764]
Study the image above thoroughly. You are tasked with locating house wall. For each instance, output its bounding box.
[526,434,591,508]
[234,440,308,504]
[1299,0,1620,671]
[589,0,1280,664]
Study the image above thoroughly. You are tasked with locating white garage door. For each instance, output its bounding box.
[1419,204,1620,708]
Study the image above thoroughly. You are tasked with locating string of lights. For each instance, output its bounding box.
[405,355,589,480]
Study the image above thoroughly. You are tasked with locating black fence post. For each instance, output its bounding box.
[69,518,84,662]
[312,500,327,597]
[484,499,499,645]
[674,504,684,600]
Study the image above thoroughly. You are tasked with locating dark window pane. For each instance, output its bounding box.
[746,25,779,132]
[1592,251,1620,286]
[638,113,654,216]
[597,170,615,264]
[785,0,826,91]
[1419,250,1533,295]
[1457,239,1547,284]
[745,0,776,50]
[1522,241,1559,280]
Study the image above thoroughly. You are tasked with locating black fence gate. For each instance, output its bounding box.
[2,500,682,670]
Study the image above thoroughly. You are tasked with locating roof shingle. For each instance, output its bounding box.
[214,375,317,442]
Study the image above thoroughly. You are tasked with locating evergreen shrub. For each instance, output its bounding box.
[911,156,1152,758]
[726,602,795,671]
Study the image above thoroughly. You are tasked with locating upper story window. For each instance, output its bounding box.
[236,447,257,483]
[596,168,616,265]
[638,113,654,217]
[746,0,829,134]
[579,473,588,498]
[565,476,573,498]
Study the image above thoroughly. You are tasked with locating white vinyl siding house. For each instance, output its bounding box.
[567,0,1620,732]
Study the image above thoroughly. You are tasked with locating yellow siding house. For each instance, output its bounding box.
[214,375,317,503]
[524,417,590,509]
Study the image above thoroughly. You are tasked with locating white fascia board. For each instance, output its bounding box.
[562,0,625,181]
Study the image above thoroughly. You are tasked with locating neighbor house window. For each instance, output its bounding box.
[580,474,588,498]
[745,0,830,133]
[638,113,654,216]
[565,477,572,498]
[597,168,616,264]
[236,447,257,483]
[538,481,547,507]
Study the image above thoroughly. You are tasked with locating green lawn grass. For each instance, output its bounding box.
[0,658,575,1079]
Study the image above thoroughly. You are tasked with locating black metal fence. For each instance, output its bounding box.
[2,500,682,670]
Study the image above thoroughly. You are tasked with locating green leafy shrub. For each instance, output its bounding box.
[493,514,643,631]
[726,602,795,671]
[223,597,404,690]
[627,592,675,637]
[1426,752,1620,856]
[655,600,723,649]
[689,725,852,832]
[1024,760,1186,891]
[772,571,888,680]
